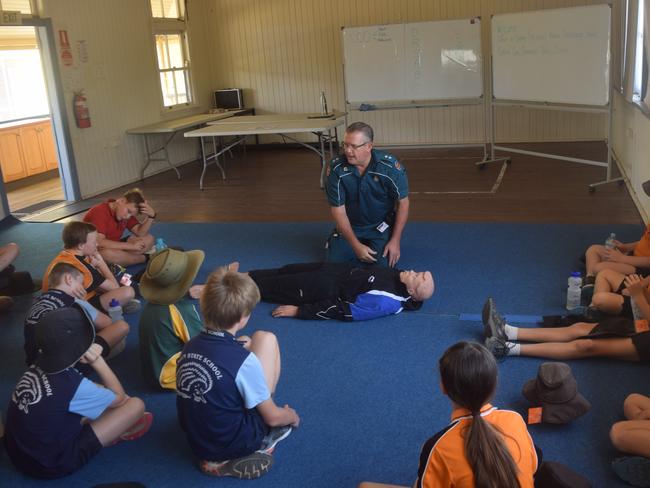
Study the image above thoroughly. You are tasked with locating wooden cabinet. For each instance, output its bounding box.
[0,119,58,183]
[0,129,26,181]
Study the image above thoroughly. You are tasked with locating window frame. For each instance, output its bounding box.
[149,2,196,112]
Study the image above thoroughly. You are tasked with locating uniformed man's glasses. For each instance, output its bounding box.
[342,141,370,151]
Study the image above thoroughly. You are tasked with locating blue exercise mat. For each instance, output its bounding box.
[0,220,644,487]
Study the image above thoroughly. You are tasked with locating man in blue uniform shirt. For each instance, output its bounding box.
[326,122,409,267]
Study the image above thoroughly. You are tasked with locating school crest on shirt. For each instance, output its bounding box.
[12,370,46,414]
[177,360,216,404]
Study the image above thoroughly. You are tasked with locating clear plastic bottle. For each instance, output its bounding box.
[605,233,616,249]
[566,272,582,310]
[155,237,167,252]
[107,298,123,322]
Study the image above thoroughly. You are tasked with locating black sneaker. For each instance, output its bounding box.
[258,425,292,454]
[612,456,650,487]
[483,299,507,341]
[481,297,494,328]
[484,336,514,360]
[200,452,273,480]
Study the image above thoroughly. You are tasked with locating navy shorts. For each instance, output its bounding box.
[5,423,102,479]
[632,332,650,362]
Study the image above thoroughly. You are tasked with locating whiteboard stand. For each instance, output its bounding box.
[488,4,619,191]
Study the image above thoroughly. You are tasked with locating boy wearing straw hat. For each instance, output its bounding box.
[4,306,152,479]
[138,248,205,390]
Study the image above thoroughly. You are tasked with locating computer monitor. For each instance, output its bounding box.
[214,89,244,109]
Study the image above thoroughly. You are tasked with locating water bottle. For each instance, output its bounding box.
[155,237,167,252]
[107,298,123,322]
[566,272,582,310]
[605,233,616,249]
[320,91,328,115]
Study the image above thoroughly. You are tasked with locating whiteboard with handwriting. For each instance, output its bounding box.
[492,5,610,105]
[342,18,482,104]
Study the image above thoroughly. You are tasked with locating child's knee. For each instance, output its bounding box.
[610,421,625,448]
[624,393,645,410]
[116,320,130,337]
[591,293,609,309]
[126,396,145,416]
[252,330,278,347]
[573,338,596,355]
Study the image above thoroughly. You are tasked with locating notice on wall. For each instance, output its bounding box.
[59,30,73,67]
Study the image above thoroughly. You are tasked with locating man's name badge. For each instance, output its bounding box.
[377,222,389,233]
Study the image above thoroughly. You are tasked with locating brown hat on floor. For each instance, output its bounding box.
[522,362,591,424]
[140,248,204,305]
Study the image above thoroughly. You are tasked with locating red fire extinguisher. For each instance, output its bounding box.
[73,91,91,128]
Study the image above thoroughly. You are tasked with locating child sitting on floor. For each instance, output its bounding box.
[83,188,156,267]
[25,262,129,365]
[610,393,650,487]
[176,266,300,479]
[358,341,538,488]
[4,305,152,479]
[42,221,139,314]
[483,275,650,362]
[138,248,205,390]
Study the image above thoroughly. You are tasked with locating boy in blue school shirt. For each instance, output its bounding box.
[4,305,152,479]
[176,264,301,479]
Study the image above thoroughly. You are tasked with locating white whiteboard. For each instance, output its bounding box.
[342,18,483,104]
[492,5,611,106]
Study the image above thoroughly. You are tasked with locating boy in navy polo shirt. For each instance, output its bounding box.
[176,265,300,479]
[5,305,152,479]
[25,262,129,365]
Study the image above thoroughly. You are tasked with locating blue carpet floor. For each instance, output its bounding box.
[0,220,646,487]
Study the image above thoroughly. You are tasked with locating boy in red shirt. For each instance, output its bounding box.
[84,188,156,267]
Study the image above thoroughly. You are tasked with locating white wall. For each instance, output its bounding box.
[34,0,213,199]
[206,0,609,145]
[612,92,650,221]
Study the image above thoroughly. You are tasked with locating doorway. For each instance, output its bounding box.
[0,19,79,220]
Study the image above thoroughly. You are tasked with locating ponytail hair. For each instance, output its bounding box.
[439,341,521,488]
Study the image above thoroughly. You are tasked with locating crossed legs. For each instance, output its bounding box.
[610,394,650,458]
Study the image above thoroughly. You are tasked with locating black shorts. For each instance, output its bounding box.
[88,294,106,313]
[5,423,102,479]
[632,332,650,362]
[588,317,650,362]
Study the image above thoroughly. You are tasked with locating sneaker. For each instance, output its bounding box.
[258,425,292,454]
[483,299,507,341]
[612,456,650,487]
[200,452,273,479]
[123,299,141,314]
[481,297,494,328]
[485,336,514,360]
[580,284,594,307]
[114,411,153,444]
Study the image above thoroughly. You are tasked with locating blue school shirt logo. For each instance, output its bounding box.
[177,359,216,404]
[12,370,46,414]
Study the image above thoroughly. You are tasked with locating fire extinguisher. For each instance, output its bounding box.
[73,90,91,128]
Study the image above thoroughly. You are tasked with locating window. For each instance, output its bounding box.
[150,0,183,20]
[149,0,193,109]
[633,0,645,101]
[0,0,34,15]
